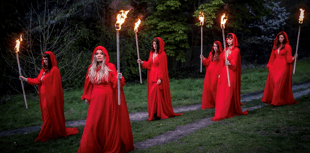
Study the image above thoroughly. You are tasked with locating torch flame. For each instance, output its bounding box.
[221,14,228,29]
[115,10,130,30]
[299,8,305,24]
[199,12,204,25]
[134,19,141,33]
[15,34,23,53]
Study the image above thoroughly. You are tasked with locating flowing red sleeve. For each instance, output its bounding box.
[141,52,152,69]
[227,49,239,71]
[41,66,67,136]
[285,44,294,64]
[267,50,275,70]
[107,63,119,89]
[81,65,93,102]
[27,69,44,85]
[202,52,211,67]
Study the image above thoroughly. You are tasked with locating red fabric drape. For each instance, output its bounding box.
[27,51,78,142]
[201,41,224,109]
[79,46,133,153]
[141,37,183,121]
[262,31,298,106]
[211,33,248,121]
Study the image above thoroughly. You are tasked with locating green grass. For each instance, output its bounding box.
[0,57,309,131]
[135,94,310,153]
[0,94,309,153]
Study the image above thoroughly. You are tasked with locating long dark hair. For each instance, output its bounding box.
[273,32,286,50]
[43,53,52,71]
[211,41,220,61]
[151,38,160,52]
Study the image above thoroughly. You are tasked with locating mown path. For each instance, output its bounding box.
[0,82,309,143]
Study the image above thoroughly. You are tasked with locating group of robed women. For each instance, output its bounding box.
[19,30,298,152]
[200,31,298,121]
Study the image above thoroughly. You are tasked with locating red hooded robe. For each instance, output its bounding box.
[27,51,78,142]
[79,46,133,153]
[141,37,183,121]
[211,33,248,121]
[201,41,224,109]
[262,31,298,106]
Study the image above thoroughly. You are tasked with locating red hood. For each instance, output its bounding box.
[226,33,239,50]
[156,37,165,54]
[213,40,223,53]
[273,31,290,47]
[42,51,57,68]
[91,46,110,65]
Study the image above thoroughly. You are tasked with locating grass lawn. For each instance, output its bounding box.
[0,93,309,152]
[135,94,310,153]
[0,58,309,131]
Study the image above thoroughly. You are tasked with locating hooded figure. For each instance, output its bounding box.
[23,51,78,142]
[211,33,248,121]
[262,31,298,106]
[79,46,133,153]
[201,41,224,109]
[141,37,183,121]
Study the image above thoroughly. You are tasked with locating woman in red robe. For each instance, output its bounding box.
[201,41,224,109]
[262,31,298,106]
[138,37,183,121]
[79,46,133,153]
[19,51,79,142]
[211,33,248,121]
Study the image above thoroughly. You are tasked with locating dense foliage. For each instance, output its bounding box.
[0,0,309,96]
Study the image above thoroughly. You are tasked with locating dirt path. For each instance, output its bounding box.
[0,82,309,137]
[133,87,310,150]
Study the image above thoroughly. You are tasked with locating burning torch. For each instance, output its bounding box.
[15,35,28,109]
[199,12,204,73]
[134,19,142,84]
[293,8,305,74]
[115,10,130,105]
[220,14,230,87]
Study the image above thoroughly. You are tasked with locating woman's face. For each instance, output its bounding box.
[227,37,233,46]
[95,49,105,62]
[153,41,158,51]
[213,43,218,52]
[279,35,285,44]
[43,57,49,66]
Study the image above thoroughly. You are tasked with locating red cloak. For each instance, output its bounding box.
[27,51,78,142]
[262,31,297,106]
[79,46,133,153]
[141,37,183,121]
[201,41,224,109]
[211,33,248,121]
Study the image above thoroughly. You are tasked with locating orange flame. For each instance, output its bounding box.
[115,10,130,30]
[199,12,204,25]
[299,8,305,24]
[220,14,228,29]
[15,34,23,53]
[134,19,141,33]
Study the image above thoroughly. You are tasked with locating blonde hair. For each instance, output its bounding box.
[88,54,111,83]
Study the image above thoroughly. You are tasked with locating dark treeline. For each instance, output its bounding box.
[0,0,309,96]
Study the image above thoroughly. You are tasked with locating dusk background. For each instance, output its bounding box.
[0,0,310,152]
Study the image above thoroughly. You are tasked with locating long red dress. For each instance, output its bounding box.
[211,33,248,121]
[26,51,78,142]
[201,41,224,109]
[141,37,183,121]
[262,31,298,106]
[79,46,133,153]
